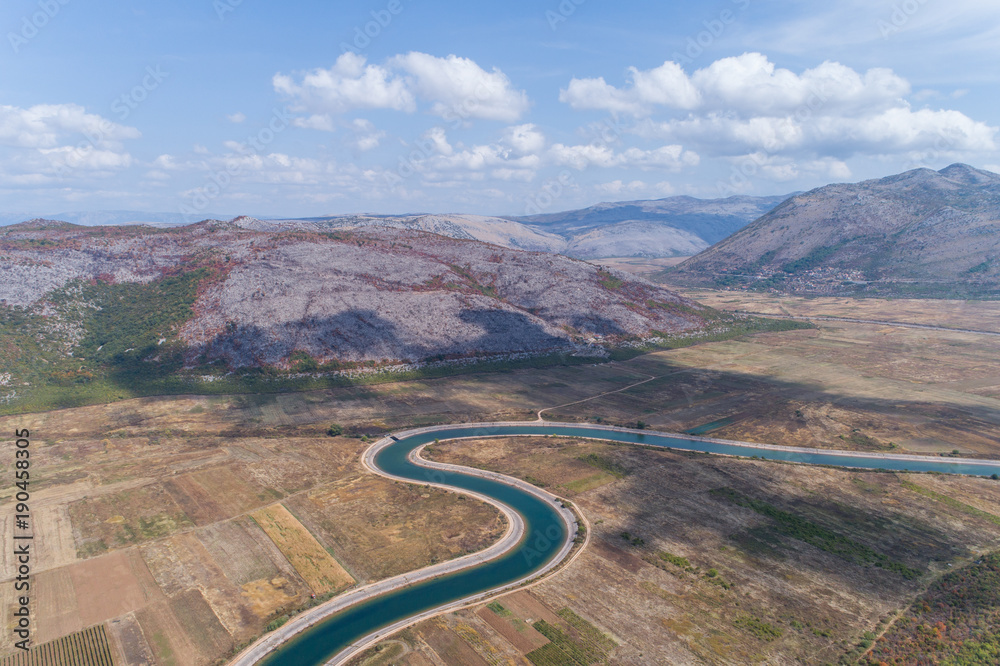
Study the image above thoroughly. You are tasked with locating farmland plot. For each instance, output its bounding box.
[251,504,354,595]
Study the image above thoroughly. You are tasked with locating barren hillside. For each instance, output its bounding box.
[0,220,728,404]
[666,164,1000,298]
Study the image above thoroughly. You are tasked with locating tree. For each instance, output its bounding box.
[326,423,344,437]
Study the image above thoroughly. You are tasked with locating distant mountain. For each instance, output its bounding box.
[665,164,1000,298]
[0,196,789,260]
[274,213,567,253]
[0,213,37,226]
[0,210,232,227]
[507,195,790,259]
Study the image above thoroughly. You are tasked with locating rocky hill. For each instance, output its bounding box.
[665,164,1000,298]
[0,221,734,404]
[267,213,567,254]
[509,195,790,259]
[2,195,789,261]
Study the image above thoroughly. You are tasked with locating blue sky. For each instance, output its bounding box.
[1,0,998,219]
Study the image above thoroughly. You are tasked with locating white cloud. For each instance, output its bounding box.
[227,112,247,123]
[502,124,546,154]
[0,104,140,184]
[560,54,1000,163]
[349,119,385,152]
[561,53,909,118]
[548,142,698,171]
[275,52,530,128]
[595,179,648,196]
[392,52,530,122]
[293,114,337,131]
[421,127,453,156]
[37,146,133,170]
[727,153,853,185]
[561,61,700,116]
[548,143,619,170]
[0,104,140,149]
[274,52,416,115]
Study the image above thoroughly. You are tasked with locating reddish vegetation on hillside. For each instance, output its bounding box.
[0,220,713,368]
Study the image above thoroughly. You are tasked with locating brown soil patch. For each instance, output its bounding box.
[163,466,271,526]
[169,589,233,658]
[31,567,81,644]
[106,612,156,666]
[498,591,564,628]
[134,600,204,666]
[421,621,490,666]
[69,549,163,629]
[476,607,549,654]
[138,533,255,640]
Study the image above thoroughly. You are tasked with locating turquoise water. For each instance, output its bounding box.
[258,423,1000,665]
[258,429,568,665]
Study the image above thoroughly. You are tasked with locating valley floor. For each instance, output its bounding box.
[2,293,999,664]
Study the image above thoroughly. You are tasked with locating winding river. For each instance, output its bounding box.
[241,421,1000,666]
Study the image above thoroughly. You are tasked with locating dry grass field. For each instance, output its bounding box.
[0,416,505,664]
[362,435,1000,665]
[1,294,998,664]
[588,257,689,278]
[249,505,354,595]
[677,289,1000,334]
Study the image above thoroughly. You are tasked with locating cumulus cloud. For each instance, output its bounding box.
[348,119,386,152]
[274,53,416,115]
[563,53,997,165]
[561,53,909,117]
[391,52,530,123]
[275,52,530,128]
[548,142,699,171]
[421,127,453,156]
[502,124,546,154]
[561,61,700,116]
[0,104,140,184]
[0,104,140,149]
[227,112,247,123]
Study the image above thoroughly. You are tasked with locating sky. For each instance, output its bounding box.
[1,0,999,220]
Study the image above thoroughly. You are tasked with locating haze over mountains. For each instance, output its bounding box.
[0,210,225,228]
[509,195,790,258]
[666,164,1000,298]
[0,194,788,260]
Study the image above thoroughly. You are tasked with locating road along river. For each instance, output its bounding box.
[235,421,1000,666]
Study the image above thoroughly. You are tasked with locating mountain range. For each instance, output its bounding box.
[0,194,789,260]
[508,194,790,258]
[0,219,732,403]
[665,164,1000,298]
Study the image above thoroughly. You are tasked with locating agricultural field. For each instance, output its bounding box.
[0,625,114,666]
[249,505,354,595]
[406,435,1000,664]
[0,407,505,664]
[676,289,1000,334]
[1,295,998,663]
